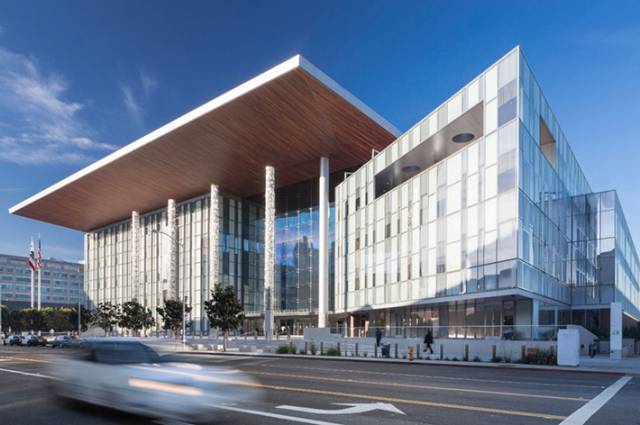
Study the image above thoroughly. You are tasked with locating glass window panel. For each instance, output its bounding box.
[467,80,480,107]
[447,212,461,242]
[486,99,498,134]
[485,66,498,100]
[447,153,462,183]
[447,182,461,214]
[468,143,479,174]
[485,132,497,166]
[485,164,497,199]
[484,198,497,231]
[497,220,517,261]
[448,93,463,122]
[484,230,497,264]
[467,205,478,237]
[447,242,461,271]
[467,173,478,206]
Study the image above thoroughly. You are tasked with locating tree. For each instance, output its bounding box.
[42,307,73,332]
[204,286,245,351]
[92,302,120,335]
[156,299,188,339]
[21,308,46,332]
[71,306,94,333]
[0,305,8,333]
[119,300,155,336]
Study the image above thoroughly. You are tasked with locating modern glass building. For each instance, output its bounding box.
[334,47,640,338]
[10,48,640,338]
[0,254,83,309]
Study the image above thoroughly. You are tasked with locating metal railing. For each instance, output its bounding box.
[334,325,564,341]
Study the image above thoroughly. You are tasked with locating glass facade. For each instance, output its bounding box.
[0,254,83,307]
[85,175,340,334]
[335,46,640,330]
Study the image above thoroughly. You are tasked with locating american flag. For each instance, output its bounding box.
[37,238,42,270]
[28,239,36,271]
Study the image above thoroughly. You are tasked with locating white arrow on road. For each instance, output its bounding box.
[277,402,405,416]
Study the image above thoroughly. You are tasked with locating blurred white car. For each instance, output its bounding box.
[49,340,262,423]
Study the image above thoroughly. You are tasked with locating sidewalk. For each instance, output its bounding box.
[183,349,639,375]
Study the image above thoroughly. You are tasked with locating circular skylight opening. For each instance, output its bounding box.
[452,133,475,143]
[402,165,421,173]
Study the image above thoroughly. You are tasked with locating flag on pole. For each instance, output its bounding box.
[28,239,36,271]
[37,238,42,270]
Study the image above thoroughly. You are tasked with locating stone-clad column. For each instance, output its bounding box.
[264,166,275,340]
[318,157,329,328]
[83,233,89,308]
[167,199,177,300]
[209,185,220,290]
[131,211,140,301]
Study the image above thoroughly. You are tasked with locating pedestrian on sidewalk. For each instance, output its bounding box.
[423,330,434,354]
[375,327,382,347]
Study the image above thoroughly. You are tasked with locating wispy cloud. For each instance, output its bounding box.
[0,46,117,164]
[140,69,157,95]
[120,83,143,127]
[120,69,158,128]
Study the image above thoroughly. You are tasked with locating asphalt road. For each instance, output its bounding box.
[0,345,637,425]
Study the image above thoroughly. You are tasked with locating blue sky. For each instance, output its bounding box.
[1,1,639,262]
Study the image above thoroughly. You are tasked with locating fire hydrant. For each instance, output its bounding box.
[408,345,414,361]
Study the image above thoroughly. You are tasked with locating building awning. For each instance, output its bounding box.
[10,55,398,232]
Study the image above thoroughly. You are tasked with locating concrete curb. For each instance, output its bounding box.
[180,350,627,376]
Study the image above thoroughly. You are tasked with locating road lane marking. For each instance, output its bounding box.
[248,370,589,402]
[215,404,343,425]
[0,356,50,364]
[559,376,632,425]
[248,363,607,389]
[277,402,405,415]
[0,367,59,380]
[202,376,567,420]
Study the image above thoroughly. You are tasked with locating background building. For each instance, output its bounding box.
[0,254,83,309]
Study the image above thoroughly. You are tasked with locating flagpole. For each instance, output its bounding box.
[30,238,34,309]
[37,236,42,311]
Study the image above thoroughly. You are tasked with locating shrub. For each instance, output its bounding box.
[325,347,341,356]
[452,357,459,361]
[491,356,503,363]
[472,356,481,362]
[521,348,557,365]
[310,343,317,355]
[276,345,290,354]
[363,352,368,357]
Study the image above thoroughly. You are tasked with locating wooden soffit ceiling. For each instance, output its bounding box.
[10,56,398,232]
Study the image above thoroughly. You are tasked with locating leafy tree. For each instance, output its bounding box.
[0,305,8,333]
[92,302,120,335]
[119,300,155,336]
[21,308,46,332]
[9,309,25,333]
[156,299,189,339]
[72,306,94,333]
[42,307,73,332]
[204,286,245,351]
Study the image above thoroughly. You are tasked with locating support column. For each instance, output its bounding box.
[131,211,140,301]
[167,199,177,300]
[264,166,275,340]
[532,299,540,340]
[610,302,623,360]
[209,185,220,289]
[318,156,329,328]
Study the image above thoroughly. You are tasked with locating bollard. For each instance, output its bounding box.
[305,341,308,354]
[464,344,469,361]
[374,344,378,358]
[355,343,359,357]
[408,345,414,361]
[440,344,444,360]
[492,345,496,360]
[337,342,341,356]
[521,345,526,361]
[320,342,324,355]
[394,343,398,359]
[417,344,421,359]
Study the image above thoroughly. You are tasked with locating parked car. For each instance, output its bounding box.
[51,335,82,348]
[49,340,263,422]
[24,335,48,347]
[3,335,23,346]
